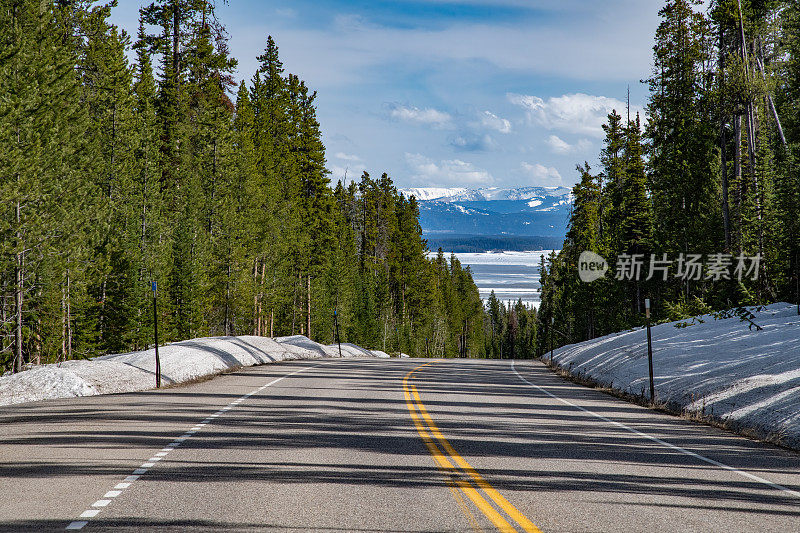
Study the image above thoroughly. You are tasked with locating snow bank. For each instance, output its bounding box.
[0,335,384,407]
[552,303,800,449]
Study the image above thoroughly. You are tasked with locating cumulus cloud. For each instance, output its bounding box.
[479,111,512,134]
[508,93,636,138]
[545,135,592,155]
[387,104,454,129]
[520,162,562,186]
[545,135,572,154]
[406,153,494,186]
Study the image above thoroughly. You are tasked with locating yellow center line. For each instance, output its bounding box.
[403,379,517,532]
[403,362,542,533]
[410,384,542,533]
[448,480,485,533]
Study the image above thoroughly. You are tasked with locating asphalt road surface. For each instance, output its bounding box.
[1,358,799,532]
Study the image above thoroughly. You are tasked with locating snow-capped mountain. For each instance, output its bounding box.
[399,187,471,201]
[399,186,573,238]
[401,186,572,203]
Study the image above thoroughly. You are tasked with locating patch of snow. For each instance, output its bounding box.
[552,303,800,449]
[0,335,386,407]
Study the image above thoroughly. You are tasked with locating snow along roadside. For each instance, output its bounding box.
[549,303,800,451]
[0,335,391,407]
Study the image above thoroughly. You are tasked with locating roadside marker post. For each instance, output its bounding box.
[549,316,554,365]
[152,282,161,389]
[645,298,654,404]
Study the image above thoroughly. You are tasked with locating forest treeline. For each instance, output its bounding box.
[424,235,563,253]
[0,0,536,371]
[539,0,800,353]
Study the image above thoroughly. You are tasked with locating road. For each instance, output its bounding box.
[1,358,799,532]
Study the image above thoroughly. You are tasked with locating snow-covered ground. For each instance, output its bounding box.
[0,336,390,407]
[552,303,800,449]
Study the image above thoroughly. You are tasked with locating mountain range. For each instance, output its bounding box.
[398,186,573,239]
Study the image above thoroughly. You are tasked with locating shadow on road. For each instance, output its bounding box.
[1,358,800,521]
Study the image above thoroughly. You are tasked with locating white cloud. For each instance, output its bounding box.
[545,135,593,155]
[334,152,363,162]
[388,105,454,129]
[405,153,494,186]
[545,135,572,154]
[520,162,563,186]
[479,111,512,134]
[509,93,638,138]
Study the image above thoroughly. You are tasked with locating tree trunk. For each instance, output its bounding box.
[100,280,107,345]
[291,270,299,335]
[306,274,311,341]
[253,261,259,335]
[66,271,72,360]
[172,7,180,78]
[721,122,731,250]
[14,201,23,373]
[755,49,787,147]
[746,102,757,177]
[735,114,743,252]
[61,285,67,363]
[719,27,731,250]
[224,263,231,336]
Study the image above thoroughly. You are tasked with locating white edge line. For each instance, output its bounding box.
[66,362,323,530]
[510,360,800,499]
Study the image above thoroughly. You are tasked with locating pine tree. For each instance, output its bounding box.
[564,163,602,339]
[647,0,719,260]
[620,116,653,313]
[80,16,140,354]
[599,110,626,257]
[0,0,94,369]
[131,21,165,349]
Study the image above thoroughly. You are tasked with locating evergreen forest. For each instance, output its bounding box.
[539,0,800,354]
[0,0,537,371]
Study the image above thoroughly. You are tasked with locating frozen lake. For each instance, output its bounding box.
[430,250,558,308]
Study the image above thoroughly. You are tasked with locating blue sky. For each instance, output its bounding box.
[111,0,671,190]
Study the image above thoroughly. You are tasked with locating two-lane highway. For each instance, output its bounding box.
[1,358,799,532]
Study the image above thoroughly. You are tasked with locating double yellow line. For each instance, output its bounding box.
[403,362,542,533]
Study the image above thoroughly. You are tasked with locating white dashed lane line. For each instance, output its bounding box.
[65,364,320,530]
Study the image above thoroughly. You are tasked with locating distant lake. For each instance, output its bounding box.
[430,250,558,308]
